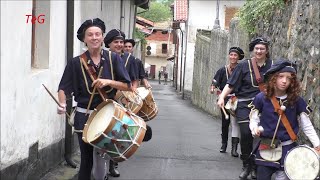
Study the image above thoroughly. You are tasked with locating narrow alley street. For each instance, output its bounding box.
[114,80,242,179]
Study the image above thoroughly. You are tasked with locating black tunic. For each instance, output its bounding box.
[135,58,145,80]
[121,52,139,81]
[212,65,231,91]
[227,59,273,99]
[58,49,131,110]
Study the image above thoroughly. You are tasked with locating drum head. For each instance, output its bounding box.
[137,87,150,99]
[86,103,115,142]
[284,145,319,180]
[123,91,142,104]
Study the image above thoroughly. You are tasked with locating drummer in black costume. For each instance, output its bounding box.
[57,18,131,180]
[249,59,320,179]
[103,29,140,178]
[104,29,139,91]
[123,38,151,89]
[217,37,273,179]
[123,39,153,142]
[210,47,244,157]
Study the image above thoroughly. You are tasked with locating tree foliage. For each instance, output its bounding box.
[157,0,174,7]
[133,27,147,45]
[138,1,172,22]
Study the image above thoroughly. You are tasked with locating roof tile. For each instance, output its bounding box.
[175,0,188,21]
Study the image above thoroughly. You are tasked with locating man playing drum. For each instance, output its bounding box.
[123,38,154,140]
[103,29,141,178]
[218,37,273,179]
[249,59,320,180]
[57,18,131,180]
[104,29,139,91]
[210,47,244,157]
[123,38,151,89]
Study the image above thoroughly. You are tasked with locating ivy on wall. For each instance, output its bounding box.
[236,0,286,35]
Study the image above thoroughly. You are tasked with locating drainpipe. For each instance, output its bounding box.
[173,44,176,88]
[174,32,179,90]
[182,20,188,99]
[213,0,220,29]
[120,0,125,30]
[178,27,184,92]
[65,0,77,168]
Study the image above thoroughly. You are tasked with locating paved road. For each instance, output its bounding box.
[114,80,242,180]
[41,80,242,180]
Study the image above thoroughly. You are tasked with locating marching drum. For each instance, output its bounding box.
[114,90,143,114]
[136,87,158,121]
[82,99,146,162]
[284,145,319,180]
[224,96,237,117]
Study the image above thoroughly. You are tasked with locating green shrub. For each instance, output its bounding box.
[237,0,285,35]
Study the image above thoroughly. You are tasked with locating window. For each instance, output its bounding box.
[224,7,239,30]
[31,0,50,69]
[162,43,167,54]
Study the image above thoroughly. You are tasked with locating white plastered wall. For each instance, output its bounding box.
[0,0,67,169]
[183,0,245,92]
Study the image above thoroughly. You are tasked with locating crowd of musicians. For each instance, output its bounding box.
[57,18,156,180]
[56,18,320,180]
[212,37,320,179]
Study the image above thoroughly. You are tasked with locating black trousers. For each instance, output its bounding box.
[257,165,278,180]
[76,132,93,180]
[220,109,231,143]
[236,101,254,166]
[239,122,253,157]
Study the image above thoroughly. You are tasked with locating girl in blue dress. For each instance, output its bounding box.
[249,59,320,180]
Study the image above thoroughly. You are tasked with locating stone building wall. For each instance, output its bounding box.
[258,0,320,141]
[192,23,249,117]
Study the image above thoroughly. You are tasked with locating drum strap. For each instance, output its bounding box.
[225,65,230,80]
[251,58,266,93]
[271,96,297,141]
[124,53,131,67]
[80,53,108,100]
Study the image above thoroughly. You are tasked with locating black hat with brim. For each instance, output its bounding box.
[229,47,245,60]
[263,58,297,82]
[104,29,126,48]
[77,18,106,42]
[249,37,269,51]
[124,39,136,47]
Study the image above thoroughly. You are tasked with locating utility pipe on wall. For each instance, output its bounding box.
[65,0,77,168]
[182,20,188,99]
[120,0,125,30]
[179,27,184,92]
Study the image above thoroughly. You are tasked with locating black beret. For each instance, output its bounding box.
[124,39,136,47]
[77,18,106,42]
[249,37,270,51]
[263,58,297,82]
[229,47,245,60]
[104,29,126,48]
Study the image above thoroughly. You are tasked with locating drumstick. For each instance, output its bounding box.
[86,67,103,115]
[221,106,229,120]
[270,115,282,148]
[42,84,70,118]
